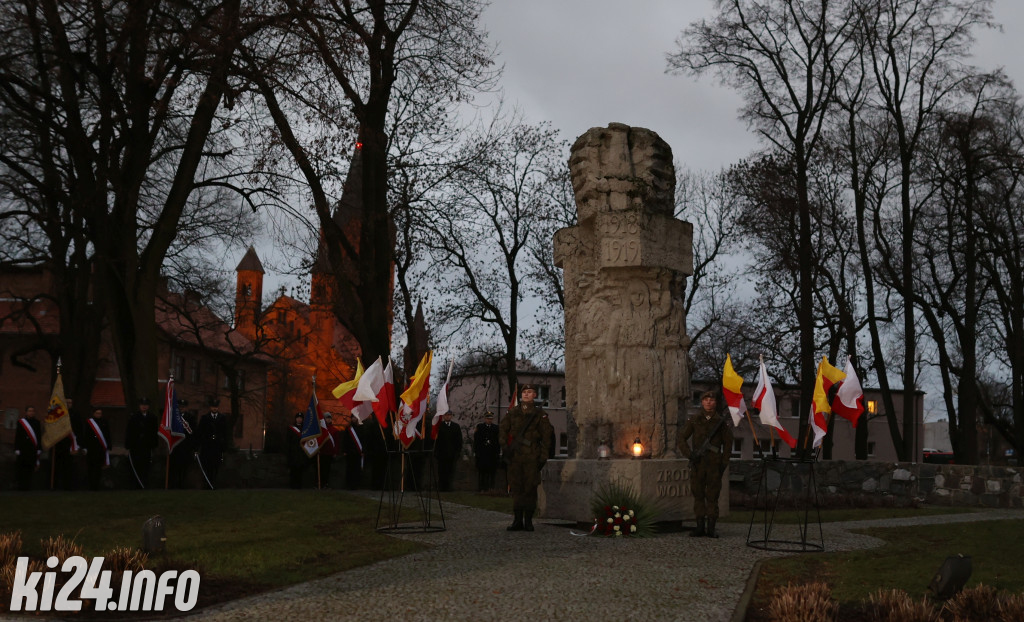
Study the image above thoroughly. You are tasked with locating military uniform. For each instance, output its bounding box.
[499,401,553,531]
[677,410,733,537]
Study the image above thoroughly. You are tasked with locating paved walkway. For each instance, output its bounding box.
[189,504,1024,622]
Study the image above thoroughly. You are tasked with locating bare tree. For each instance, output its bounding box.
[0,0,248,405]
[669,0,856,450]
[420,119,567,394]
[855,0,996,459]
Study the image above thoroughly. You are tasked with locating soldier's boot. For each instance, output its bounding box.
[507,509,524,531]
[691,517,706,537]
[706,517,719,538]
[524,509,535,532]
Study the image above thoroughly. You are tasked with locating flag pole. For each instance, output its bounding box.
[743,407,763,458]
[50,358,63,490]
[165,373,172,490]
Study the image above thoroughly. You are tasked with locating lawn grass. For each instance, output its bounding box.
[723,505,979,524]
[0,490,424,597]
[746,517,1024,620]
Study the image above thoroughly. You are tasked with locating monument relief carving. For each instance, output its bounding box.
[555,123,694,459]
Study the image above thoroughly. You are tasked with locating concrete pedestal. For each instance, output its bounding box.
[539,458,728,522]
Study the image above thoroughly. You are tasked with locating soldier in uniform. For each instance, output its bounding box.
[125,397,158,488]
[499,384,553,532]
[197,398,230,488]
[14,406,42,491]
[82,406,112,490]
[473,412,500,492]
[677,391,734,538]
[434,411,462,491]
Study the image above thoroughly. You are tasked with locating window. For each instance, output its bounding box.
[559,433,568,457]
[867,442,876,457]
[790,399,800,418]
[537,385,550,407]
[867,400,877,415]
[190,359,201,385]
[173,356,185,381]
[732,438,744,458]
[560,386,566,408]
[238,369,246,392]
[693,390,703,406]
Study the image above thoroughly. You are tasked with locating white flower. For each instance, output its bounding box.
[630,525,637,533]
[614,512,621,519]
[613,525,620,531]
[629,510,634,517]
[623,515,630,522]
[607,518,614,524]
[612,505,619,511]
[615,531,623,537]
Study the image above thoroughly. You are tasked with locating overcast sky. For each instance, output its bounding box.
[478,1,1024,422]
[482,0,1024,171]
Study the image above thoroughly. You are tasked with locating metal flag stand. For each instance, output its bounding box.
[746,455,824,552]
[375,445,446,533]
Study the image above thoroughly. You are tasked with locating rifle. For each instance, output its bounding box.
[689,415,728,471]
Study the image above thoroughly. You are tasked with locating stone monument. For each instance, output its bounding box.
[541,123,724,522]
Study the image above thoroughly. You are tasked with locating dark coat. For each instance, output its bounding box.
[435,420,462,463]
[473,422,500,470]
[125,410,159,453]
[15,417,42,466]
[197,412,231,457]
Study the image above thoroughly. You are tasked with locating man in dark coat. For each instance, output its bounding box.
[124,397,158,488]
[499,385,553,532]
[434,411,462,492]
[197,398,230,488]
[14,406,42,491]
[340,413,364,490]
[318,412,341,488]
[287,412,309,489]
[677,391,734,538]
[473,412,500,492]
[82,406,113,490]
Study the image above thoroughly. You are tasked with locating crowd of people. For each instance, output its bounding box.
[13,383,735,538]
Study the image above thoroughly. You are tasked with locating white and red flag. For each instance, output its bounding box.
[722,354,746,426]
[430,359,455,440]
[832,357,865,427]
[396,352,432,448]
[810,356,846,448]
[752,356,797,449]
[352,357,386,423]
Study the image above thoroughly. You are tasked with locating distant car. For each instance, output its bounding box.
[923,450,955,464]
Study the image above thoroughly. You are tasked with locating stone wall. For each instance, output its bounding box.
[729,459,1024,509]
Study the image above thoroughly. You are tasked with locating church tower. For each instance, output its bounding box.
[235,246,265,339]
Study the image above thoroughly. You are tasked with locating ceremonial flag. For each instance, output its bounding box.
[833,357,865,427]
[353,357,385,423]
[333,358,364,402]
[430,359,455,440]
[300,391,325,458]
[396,351,432,447]
[378,359,396,427]
[810,356,847,448]
[752,357,796,448]
[158,378,187,453]
[508,383,518,412]
[42,369,72,450]
[722,354,746,426]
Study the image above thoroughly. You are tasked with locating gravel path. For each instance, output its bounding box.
[187,503,1024,622]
